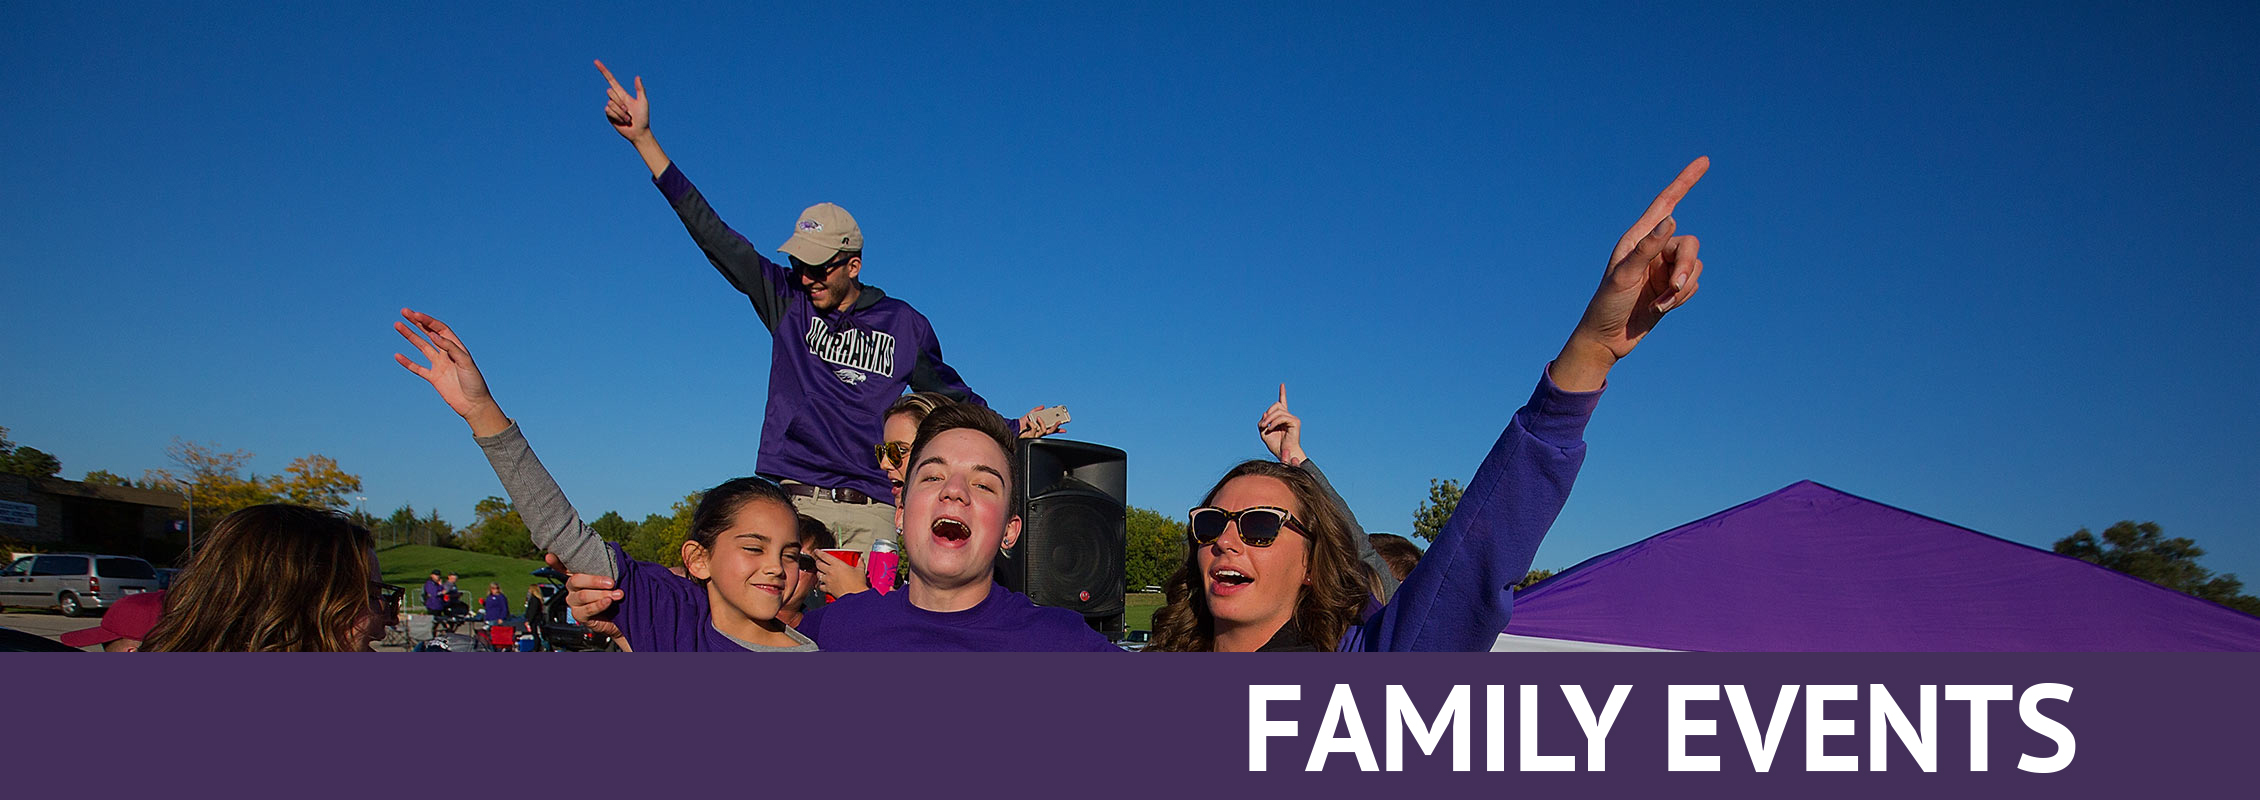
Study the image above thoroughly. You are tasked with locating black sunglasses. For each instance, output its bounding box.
[371,581,404,610]
[791,252,855,282]
[1187,506,1303,548]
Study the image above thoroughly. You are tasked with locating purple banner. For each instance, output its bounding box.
[8,653,2251,797]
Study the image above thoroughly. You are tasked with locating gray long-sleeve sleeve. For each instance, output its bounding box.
[1297,458,1400,602]
[473,422,618,580]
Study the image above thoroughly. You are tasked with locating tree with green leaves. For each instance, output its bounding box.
[466,496,538,559]
[0,426,62,479]
[1125,506,1188,592]
[625,493,701,567]
[2055,521,2260,615]
[589,510,636,543]
[81,469,143,488]
[1515,569,1555,590]
[1410,478,1464,543]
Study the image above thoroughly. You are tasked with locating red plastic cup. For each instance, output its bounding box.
[819,549,863,602]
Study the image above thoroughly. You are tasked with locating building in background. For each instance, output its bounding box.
[0,474,188,565]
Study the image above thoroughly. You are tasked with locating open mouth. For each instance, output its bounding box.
[932,517,971,543]
[1210,568,1253,588]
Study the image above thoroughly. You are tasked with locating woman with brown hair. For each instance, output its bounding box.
[140,504,400,652]
[1149,157,1710,652]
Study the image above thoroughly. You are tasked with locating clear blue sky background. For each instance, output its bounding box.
[7,3,2256,584]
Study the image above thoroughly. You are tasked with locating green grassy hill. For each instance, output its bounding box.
[1125,592,1164,633]
[377,544,549,610]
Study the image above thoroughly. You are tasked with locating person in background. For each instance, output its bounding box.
[423,570,447,616]
[60,590,167,652]
[141,505,401,652]
[778,515,836,629]
[444,572,462,605]
[482,582,510,624]
[1367,534,1424,583]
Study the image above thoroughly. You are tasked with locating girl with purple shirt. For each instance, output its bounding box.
[394,309,817,652]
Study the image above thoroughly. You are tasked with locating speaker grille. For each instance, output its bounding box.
[1022,481,1125,618]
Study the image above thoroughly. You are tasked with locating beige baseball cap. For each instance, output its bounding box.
[778,202,863,265]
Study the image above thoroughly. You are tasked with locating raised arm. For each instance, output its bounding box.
[1360,157,1710,652]
[393,309,617,579]
[595,59,794,329]
[1258,384,1399,601]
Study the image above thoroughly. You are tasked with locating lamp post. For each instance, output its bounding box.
[175,478,198,553]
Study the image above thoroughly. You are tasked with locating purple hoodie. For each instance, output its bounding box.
[655,164,991,499]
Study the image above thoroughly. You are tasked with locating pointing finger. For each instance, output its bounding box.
[1615,156,1709,260]
[594,59,624,92]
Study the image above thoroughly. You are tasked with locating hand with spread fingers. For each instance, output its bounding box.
[393,308,511,437]
[1551,156,1710,392]
[1258,384,1307,467]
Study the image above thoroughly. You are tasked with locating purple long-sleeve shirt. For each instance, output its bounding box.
[1340,369,1599,651]
[654,164,991,499]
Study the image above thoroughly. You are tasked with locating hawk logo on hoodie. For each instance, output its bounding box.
[833,368,868,386]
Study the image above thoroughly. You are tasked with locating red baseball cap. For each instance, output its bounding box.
[60,590,166,648]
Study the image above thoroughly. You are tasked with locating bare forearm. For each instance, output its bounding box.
[1549,335,1617,393]
[627,133,672,179]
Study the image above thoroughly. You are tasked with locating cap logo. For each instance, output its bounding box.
[799,219,824,232]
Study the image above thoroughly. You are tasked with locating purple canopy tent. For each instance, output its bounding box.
[1496,481,2260,652]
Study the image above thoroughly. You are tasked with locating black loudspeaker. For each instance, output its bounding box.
[998,438,1127,639]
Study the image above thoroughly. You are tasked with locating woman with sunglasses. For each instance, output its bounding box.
[1148,157,1709,652]
[394,308,817,652]
[141,504,402,652]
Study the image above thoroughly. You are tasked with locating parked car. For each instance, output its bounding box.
[155,568,181,590]
[1119,629,1153,652]
[528,567,609,651]
[0,553,164,617]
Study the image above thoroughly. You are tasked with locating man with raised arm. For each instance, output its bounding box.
[594,60,1062,552]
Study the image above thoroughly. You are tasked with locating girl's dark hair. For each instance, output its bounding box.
[796,515,838,550]
[1366,533,1423,582]
[141,504,378,652]
[1145,461,1374,652]
[686,477,797,558]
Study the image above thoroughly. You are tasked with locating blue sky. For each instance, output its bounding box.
[6,2,2257,585]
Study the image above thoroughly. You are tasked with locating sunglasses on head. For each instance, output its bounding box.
[1187,506,1303,548]
[874,440,912,469]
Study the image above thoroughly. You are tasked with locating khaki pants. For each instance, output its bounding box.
[787,487,897,552]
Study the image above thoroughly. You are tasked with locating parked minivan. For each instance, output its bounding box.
[0,554,164,617]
